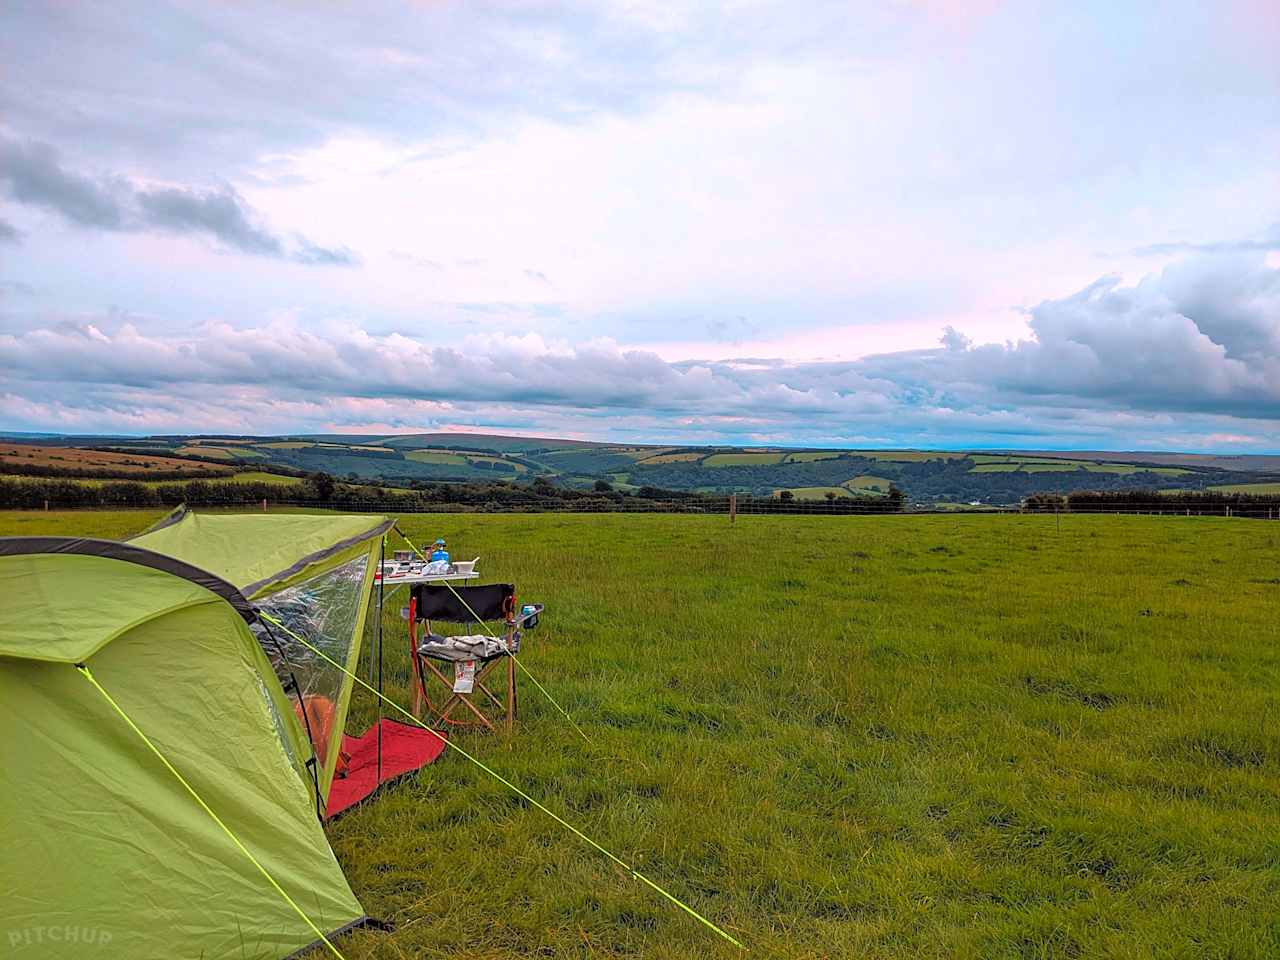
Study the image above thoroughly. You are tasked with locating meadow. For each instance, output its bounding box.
[2,509,1278,958]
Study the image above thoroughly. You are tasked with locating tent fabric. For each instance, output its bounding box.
[0,548,229,663]
[133,512,393,598]
[0,549,366,959]
[0,535,258,623]
[136,511,390,801]
[325,719,448,818]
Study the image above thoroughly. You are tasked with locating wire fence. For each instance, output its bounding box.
[40,495,1271,520]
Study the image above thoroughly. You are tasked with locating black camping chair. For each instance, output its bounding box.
[408,583,521,733]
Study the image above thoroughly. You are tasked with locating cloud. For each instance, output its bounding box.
[0,219,20,245]
[136,185,283,256]
[2,255,1278,448]
[291,238,360,266]
[0,137,125,229]
[0,135,356,265]
[859,255,1280,420]
[390,251,444,271]
[1134,223,1280,257]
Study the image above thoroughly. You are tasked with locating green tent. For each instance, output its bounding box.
[134,508,393,800]
[0,511,392,959]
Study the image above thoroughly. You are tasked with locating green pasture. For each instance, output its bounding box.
[1210,482,1280,495]
[406,450,470,465]
[844,475,893,492]
[784,451,843,463]
[772,485,854,499]
[0,470,300,488]
[703,452,786,466]
[971,460,1191,476]
[2,509,1278,959]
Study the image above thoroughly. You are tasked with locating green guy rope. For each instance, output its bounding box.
[75,664,347,960]
[393,524,591,743]
[258,612,745,951]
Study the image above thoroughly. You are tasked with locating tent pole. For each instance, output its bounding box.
[376,535,384,783]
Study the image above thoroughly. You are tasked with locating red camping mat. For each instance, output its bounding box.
[325,718,447,818]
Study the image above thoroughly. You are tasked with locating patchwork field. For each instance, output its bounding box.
[3,509,1277,958]
[6,433,1270,502]
[0,443,232,475]
[1210,482,1280,495]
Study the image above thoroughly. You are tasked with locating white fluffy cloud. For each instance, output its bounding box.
[3,255,1278,448]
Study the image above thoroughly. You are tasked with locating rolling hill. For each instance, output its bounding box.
[3,432,1276,505]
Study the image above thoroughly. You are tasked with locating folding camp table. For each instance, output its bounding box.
[374,562,479,590]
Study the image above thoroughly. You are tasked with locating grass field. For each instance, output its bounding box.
[773,485,855,499]
[703,453,786,466]
[0,443,232,475]
[405,450,470,465]
[637,452,705,464]
[1210,482,1280,495]
[971,461,1191,476]
[784,451,843,463]
[844,475,892,493]
[3,510,1278,958]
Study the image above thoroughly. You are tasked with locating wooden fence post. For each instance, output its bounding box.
[44,499,49,511]
[262,498,268,512]
[729,493,737,524]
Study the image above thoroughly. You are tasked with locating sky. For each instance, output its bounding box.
[1,0,1278,450]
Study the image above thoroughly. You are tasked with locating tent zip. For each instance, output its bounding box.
[74,662,348,960]
[257,612,745,951]
[259,616,327,819]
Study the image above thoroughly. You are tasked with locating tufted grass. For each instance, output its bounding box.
[3,509,1278,959]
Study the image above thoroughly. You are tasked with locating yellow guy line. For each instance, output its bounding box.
[257,612,745,951]
[393,525,591,743]
[75,663,347,960]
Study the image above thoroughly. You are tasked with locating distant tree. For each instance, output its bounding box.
[779,490,794,501]
[310,471,336,500]
[824,490,838,501]
[886,484,906,512]
[593,479,613,492]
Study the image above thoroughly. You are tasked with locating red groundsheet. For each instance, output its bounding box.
[325,718,447,818]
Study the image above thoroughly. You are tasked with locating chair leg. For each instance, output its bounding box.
[506,653,515,732]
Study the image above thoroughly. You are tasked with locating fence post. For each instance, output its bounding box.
[729,493,737,524]
[262,498,268,512]
[44,499,49,512]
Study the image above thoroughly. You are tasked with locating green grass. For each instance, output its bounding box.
[4,509,1279,958]
[225,470,302,485]
[773,485,853,499]
[971,461,1192,476]
[1210,482,1280,494]
[784,451,842,463]
[1,470,301,488]
[844,475,892,492]
[405,450,469,465]
[857,451,966,462]
[703,453,785,466]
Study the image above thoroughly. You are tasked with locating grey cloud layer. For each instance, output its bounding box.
[3,256,1278,443]
[0,137,356,264]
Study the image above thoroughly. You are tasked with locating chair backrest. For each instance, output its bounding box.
[412,583,515,624]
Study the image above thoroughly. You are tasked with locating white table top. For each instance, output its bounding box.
[374,565,480,586]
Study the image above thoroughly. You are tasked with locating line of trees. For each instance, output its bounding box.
[0,472,905,514]
[1024,490,1280,517]
[1,461,233,481]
